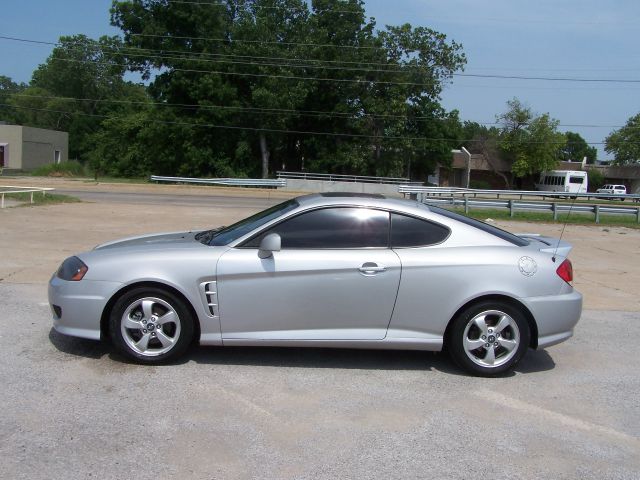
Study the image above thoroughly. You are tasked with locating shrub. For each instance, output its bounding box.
[31,161,86,177]
[587,169,605,191]
[469,179,492,190]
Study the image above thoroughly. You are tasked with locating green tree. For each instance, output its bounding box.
[605,113,640,165]
[498,98,565,180]
[560,131,597,164]
[7,34,146,163]
[110,0,466,178]
[0,76,26,123]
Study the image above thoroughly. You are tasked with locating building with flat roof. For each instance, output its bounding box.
[0,124,68,172]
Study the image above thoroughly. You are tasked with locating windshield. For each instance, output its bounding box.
[202,199,299,246]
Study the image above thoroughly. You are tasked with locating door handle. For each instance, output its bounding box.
[358,263,386,274]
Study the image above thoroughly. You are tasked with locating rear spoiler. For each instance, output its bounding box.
[516,234,573,257]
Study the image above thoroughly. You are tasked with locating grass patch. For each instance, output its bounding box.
[452,207,640,228]
[31,161,86,177]
[3,191,81,207]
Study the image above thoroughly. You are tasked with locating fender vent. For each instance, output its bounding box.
[199,280,218,317]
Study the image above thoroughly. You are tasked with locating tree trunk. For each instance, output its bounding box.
[481,146,511,188]
[259,133,270,179]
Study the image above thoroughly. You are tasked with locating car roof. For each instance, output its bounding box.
[295,193,428,212]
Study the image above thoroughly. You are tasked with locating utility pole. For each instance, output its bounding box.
[462,146,471,188]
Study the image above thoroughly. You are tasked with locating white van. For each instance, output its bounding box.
[535,170,588,195]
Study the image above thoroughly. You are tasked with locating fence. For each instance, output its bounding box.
[0,186,55,208]
[398,185,640,202]
[277,171,423,185]
[405,189,640,224]
[150,175,286,188]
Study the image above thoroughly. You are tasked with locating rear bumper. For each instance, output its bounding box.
[521,290,582,349]
[48,275,123,340]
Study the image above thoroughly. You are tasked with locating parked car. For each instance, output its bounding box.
[49,193,582,376]
[596,184,627,200]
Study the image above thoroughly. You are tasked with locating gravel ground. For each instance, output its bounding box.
[1,178,639,479]
[0,282,638,480]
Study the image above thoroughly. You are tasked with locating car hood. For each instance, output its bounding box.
[94,231,201,250]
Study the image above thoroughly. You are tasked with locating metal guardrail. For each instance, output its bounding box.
[398,185,640,202]
[0,186,55,208]
[150,175,286,188]
[278,171,423,185]
[415,195,640,224]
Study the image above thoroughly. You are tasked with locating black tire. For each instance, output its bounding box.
[447,301,530,376]
[109,286,195,364]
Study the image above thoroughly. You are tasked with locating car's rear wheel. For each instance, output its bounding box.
[448,301,530,376]
[109,287,194,364]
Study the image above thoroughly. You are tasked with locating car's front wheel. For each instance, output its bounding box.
[109,287,195,364]
[448,301,530,376]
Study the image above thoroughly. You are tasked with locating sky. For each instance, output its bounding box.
[1,0,639,160]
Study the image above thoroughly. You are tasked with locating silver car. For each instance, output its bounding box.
[49,193,582,376]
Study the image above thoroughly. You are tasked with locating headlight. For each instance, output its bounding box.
[57,256,89,281]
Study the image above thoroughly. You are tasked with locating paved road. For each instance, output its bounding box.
[56,188,284,209]
[0,283,638,480]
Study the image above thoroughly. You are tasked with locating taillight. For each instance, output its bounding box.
[556,259,573,284]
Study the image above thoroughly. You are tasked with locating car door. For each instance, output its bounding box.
[216,207,401,341]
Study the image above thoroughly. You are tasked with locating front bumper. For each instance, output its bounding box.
[48,275,123,340]
[521,290,583,349]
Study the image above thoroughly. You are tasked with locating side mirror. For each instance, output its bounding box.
[258,233,281,259]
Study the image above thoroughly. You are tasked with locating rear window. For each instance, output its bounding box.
[428,206,530,247]
[390,213,450,247]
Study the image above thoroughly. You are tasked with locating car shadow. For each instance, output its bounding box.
[49,328,556,376]
[186,345,463,373]
[515,349,556,374]
[186,345,556,376]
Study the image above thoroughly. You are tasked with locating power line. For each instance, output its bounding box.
[49,55,640,88]
[0,35,408,69]
[165,0,365,15]
[7,34,638,74]
[129,32,387,51]
[7,93,444,121]
[0,103,445,141]
[3,103,632,146]
[8,93,635,129]
[3,35,639,84]
[46,56,444,88]
[143,1,640,26]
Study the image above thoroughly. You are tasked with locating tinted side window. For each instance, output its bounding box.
[391,213,450,247]
[243,208,389,249]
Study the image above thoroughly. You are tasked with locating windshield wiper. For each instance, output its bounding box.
[195,226,225,245]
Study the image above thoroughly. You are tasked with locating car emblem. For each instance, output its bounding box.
[518,256,537,277]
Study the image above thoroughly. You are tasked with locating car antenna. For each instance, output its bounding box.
[552,185,580,263]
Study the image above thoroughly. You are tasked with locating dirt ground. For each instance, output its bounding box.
[1,177,638,312]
